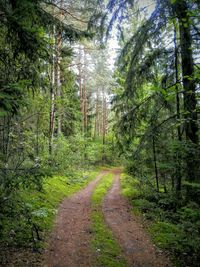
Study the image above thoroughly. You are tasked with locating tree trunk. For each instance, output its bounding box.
[78,46,84,133]
[56,31,62,135]
[173,0,199,182]
[102,89,107,163]
[94,91,99,139]
[174,25,182,192]
[83,48,88,135]
[49,52,55,155]
[153,136,159,192]
[55,0,64,135]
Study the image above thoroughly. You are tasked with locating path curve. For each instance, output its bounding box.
[103,171,171,267]
[44,171,107,267]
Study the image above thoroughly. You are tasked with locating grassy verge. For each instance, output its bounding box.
[120,173,200,267]
[1,170,98,249]
[91,173,126,267]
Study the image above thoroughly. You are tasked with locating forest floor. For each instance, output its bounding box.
[0,169,172,267]
[43,169,171,267]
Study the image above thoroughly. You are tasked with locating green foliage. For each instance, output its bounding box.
[91,173,126,267]
[183,182,200,204]
[120,173,140,199]
[0,170,98,249]
[121,173,200,266]
[149,222,184,250]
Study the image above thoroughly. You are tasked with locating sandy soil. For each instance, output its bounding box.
[43,171,107,267]
[103,170,171,267]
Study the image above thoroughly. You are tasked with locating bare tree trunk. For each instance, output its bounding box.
[56,33,62,135]
[173,0,199,182]
[83,48,88,135]
[102,88,107,163]
[78,46,84,133]
[153,136,159,192]
[94,90,99,139]
[36,114,39,157]
[83,77,87,134]
[174,25,182,192]
[49,49,55,155]
[55,0,63,135]
[2,116,11,162]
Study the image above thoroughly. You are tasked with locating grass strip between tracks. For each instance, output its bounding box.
[91,172,126,267]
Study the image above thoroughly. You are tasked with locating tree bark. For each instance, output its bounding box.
[173,0,199,182]
[102,88,107,163]
[174,25,182,192]
[49,50,55,155]
[55,0,64,135]
[94,90,100,139]
[153,136,159,192]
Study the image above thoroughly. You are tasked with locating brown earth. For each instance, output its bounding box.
[44,168,171,267]
[2,169,172,267]
[103,170,171,267]
[43,171,107,267]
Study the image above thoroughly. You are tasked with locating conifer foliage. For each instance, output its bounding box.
[0,0,199,266]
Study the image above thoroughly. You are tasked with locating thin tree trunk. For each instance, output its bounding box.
[153,136,159,192]
[55,0,63,135]
[49,7,56,155]
[56,32,62,135]
[174,25,182,192]
[94,91,99,139]
[78,46,84,133]
[102,89,107,163]
[83,79,87,134]
[36,114,39,157]
[49,54,55,155]
[83,48,88,135]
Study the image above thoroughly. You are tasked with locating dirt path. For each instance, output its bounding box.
[103,171,171,267]
[44,171,107,267]
[44,169,171,267]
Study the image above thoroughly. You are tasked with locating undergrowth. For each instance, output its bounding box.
[0,170,98,251]
[91,173,126,267]
[121,173,200,267]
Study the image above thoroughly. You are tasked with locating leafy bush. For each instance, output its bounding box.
[183,182,200,204]
[149,222,183,250]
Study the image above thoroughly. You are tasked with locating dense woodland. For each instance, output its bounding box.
[0,0,200,266]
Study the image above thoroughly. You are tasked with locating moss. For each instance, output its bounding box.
[149,222,183,249]
[120,173,140,199]
[121,172,200,267]
[1,171,98,248]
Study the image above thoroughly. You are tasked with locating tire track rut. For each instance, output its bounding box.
[44,171,107,267]
[103,171,171,267]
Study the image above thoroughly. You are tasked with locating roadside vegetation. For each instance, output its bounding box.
[121,173,200,267]
[0,170,98,264]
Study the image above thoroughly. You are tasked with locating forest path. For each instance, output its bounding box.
[44,170,108,267]
[103,170,171,267]
[44,169,171,267]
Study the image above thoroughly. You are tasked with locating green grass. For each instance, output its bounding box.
[120,173,200,267]
[120,173,140,199]
[91,173,126,267]
[1,170,98,248]
[120,173,142,215]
